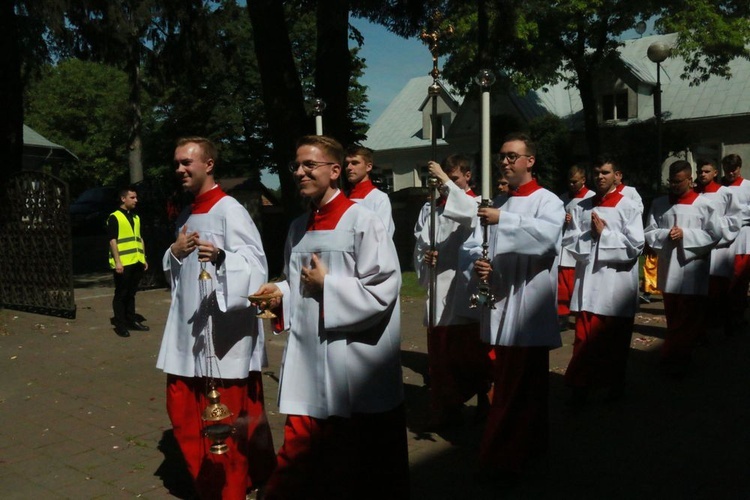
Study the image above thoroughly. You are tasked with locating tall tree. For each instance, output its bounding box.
[246,0,309,217]
[1,2,23,184]
[2,1,68,184]
[63,0,165,184]
[25,59,132,194]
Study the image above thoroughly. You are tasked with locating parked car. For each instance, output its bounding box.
[69,186,119,235]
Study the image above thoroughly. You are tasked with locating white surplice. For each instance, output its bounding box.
[157,196,268,379]
[644,194,721,295]
[350,186,395,237]
[413,180,480,326]
[563,193,644,317]
[275,197,403,419]
[468,183,565,347]
[559,188,595,267]
[697,184,742,277]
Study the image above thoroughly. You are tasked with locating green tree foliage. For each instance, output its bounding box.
[25,59,132,194]
[656,0,750,85]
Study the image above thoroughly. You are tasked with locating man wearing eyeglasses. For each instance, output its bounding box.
[253,135,408,498]
[561,159,644,406]
[557,165,594,331]
[645,160,720,377]
[344,145,395,236]
[156,137,276,499]
[413,154,492,429]
[470,132,565,479]
[721,154,750,335]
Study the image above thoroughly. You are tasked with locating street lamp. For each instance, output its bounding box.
[647,41,670,190]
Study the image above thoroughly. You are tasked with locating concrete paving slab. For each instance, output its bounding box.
[2,283,750,498]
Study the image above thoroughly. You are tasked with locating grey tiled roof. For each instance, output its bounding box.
[362,76,462,151]
[621,33,750,122]
[365,34,750,150]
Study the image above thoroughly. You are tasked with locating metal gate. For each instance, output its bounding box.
[0,171,76,318]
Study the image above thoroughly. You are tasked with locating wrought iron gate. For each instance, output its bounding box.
[0,171,76,318]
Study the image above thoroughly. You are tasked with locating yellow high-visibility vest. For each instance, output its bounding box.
[108,210,145,268]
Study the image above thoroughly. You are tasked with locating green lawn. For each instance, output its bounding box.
[401,271,426,298]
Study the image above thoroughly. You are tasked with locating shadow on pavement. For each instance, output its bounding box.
[155,430,197,499]
[405,328,750,499]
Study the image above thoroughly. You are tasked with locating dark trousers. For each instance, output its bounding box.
[112,262,144,327]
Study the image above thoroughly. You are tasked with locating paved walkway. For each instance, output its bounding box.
[1,282,749,499]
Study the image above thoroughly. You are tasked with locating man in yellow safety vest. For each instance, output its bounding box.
[108,187,148,337]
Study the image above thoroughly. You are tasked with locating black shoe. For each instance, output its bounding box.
[114,325,131,338]
[129,321,150,332]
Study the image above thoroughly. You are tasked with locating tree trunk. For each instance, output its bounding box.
[576,67,600,161]
[0,3,23,184]
[127,48,144,184]
[315,0,352,145]
[246,0,308,219]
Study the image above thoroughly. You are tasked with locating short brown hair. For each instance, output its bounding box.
[297,135,344,165]
[346,145,374,165]
[722,154,742,171]
[176,137,218,164]
[502,132,536,156]
[443,154,471,174]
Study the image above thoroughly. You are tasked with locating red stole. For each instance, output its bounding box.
[725,176,744,187]
[573,186,591,199]
[592,190,623,208]
[695,181,721,194]
[669,190,699,206]
[509,179,542,197]
[348,179,377,199]
[190,185,227,214]
[307,191,355,231]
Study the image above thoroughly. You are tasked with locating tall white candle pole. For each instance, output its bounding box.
[470,69,497,310]
[475,69,496,200]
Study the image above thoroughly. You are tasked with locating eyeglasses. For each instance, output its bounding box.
[497,152,532,164]
[288,160,337,173]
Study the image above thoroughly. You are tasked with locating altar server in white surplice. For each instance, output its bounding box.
[721,153,750,335]
[157,137,275,499]
[645,160,721,376]
[694,158,742,335]
[413,154,492,429]
[471,132,564,478]
[558,165,595,329]
[562,159,644,406]
[344,145,395,237]
[254,135,408,499]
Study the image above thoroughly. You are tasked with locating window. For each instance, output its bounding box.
[602,92,629,121]
[379,169,394,193]
[429,113,451,140]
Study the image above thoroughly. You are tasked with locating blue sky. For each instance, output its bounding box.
[350,18,428,125]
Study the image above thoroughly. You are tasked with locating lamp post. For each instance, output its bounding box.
[311,97,326,135]
[647,41,670,191]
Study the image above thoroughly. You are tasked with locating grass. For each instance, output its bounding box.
[400,271,426,298]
